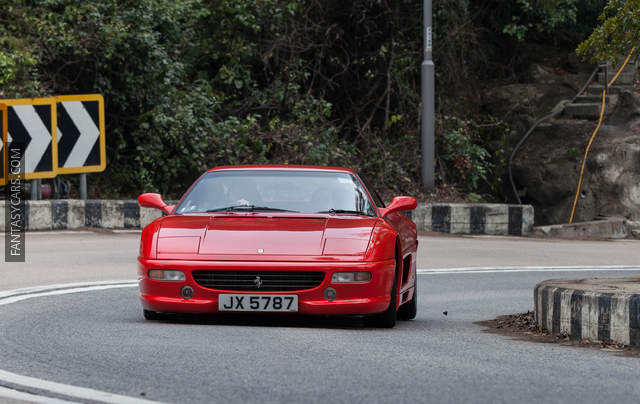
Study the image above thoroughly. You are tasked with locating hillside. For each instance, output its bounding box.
[0,0,609,201]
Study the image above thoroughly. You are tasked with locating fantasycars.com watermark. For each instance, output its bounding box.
[5,144,25,262]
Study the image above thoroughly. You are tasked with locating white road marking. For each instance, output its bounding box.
[0,281,166,404]
[0,385,79,404]
[0,284,136,306]
[0,370,161,404]
[418,265,640,275]
[0,280,137,300]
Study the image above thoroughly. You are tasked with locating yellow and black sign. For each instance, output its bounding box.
[0,94,107,185]
[56,94,106,174]
[0,97,58,182]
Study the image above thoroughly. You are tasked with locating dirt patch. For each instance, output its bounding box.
[476,311,640,358]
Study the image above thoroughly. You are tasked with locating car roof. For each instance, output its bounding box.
[206,165,357,174]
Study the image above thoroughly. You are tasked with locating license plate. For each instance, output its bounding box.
[218,294,298,312]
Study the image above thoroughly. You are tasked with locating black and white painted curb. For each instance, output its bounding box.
[0,200,534,236]
[534,277,640,346]
[0,200,168,231]
[412,203,534,236]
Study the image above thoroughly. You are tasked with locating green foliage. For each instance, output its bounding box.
[577,0,640,62]
[436,116,511,196]
[0,27,40,94]
[0,0,605,200]
[432,0,604,114]
[502,0,578,41]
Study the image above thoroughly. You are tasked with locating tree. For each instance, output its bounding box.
[577,0,640,61]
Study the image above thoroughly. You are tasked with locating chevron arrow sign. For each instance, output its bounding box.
[0,97,58,182]
[56,94,106,174]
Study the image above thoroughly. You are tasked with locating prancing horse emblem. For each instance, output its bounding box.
[254,275,263,288]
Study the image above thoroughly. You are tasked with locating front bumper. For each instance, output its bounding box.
[138,258,396,315]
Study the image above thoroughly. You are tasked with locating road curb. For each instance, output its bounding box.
[533,218,637,240]
[534,277,640,346]
[412,203,534,236]
[0,199,168,231]
[1,200,534,236]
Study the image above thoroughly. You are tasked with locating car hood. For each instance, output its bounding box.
[155,214,378,260]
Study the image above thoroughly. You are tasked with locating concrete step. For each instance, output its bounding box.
[533,218,630,239]
[573,94,610,104]
[623,62,638,73]
[586,85,630,95]
[602,60,638,73]
[563,102,608,119]
[610,60,638,74]
[598,71,636,85]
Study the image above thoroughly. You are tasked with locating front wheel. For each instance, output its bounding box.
[365,303,397,328]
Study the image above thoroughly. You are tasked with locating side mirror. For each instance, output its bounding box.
[378,196,417,217]
[138,193,175,215]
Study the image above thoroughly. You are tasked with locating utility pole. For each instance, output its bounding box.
[421,0,435,190]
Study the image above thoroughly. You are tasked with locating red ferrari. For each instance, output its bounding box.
[137,165,418,327]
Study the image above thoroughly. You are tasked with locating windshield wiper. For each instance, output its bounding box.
[317,209,367,215]
[206,205,298,213]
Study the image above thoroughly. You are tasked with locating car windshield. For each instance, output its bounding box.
[175,170,377,216]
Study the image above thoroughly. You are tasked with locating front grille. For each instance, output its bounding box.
[192,270,325,291]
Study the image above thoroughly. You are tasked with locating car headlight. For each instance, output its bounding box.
[148,269,186,281]
[331,272,371,283]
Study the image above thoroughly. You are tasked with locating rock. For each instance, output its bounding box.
[483,55,639,226]
[627,220,640,239]
[530,64,556,84]
[565,52,582,73]
[486,83,577,136]
[512,89,640,224]
[484,62,592,141]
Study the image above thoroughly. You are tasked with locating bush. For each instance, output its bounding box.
[0,0,605,201]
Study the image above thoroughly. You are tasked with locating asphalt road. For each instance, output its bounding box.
[3,231,640,291]
[1,231,640,403]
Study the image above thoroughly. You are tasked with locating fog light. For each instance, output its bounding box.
[324,287,337,301]
[181,286,194,299]
[149,270,185,281]
[331,272,371,283]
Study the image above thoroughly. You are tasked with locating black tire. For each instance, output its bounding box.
[143,309,163,321]
[397,274,417,320]
[365,251,399,328]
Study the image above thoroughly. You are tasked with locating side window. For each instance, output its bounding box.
[359,175,385,208]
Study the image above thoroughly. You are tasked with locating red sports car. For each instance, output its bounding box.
[137,165,418,327]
